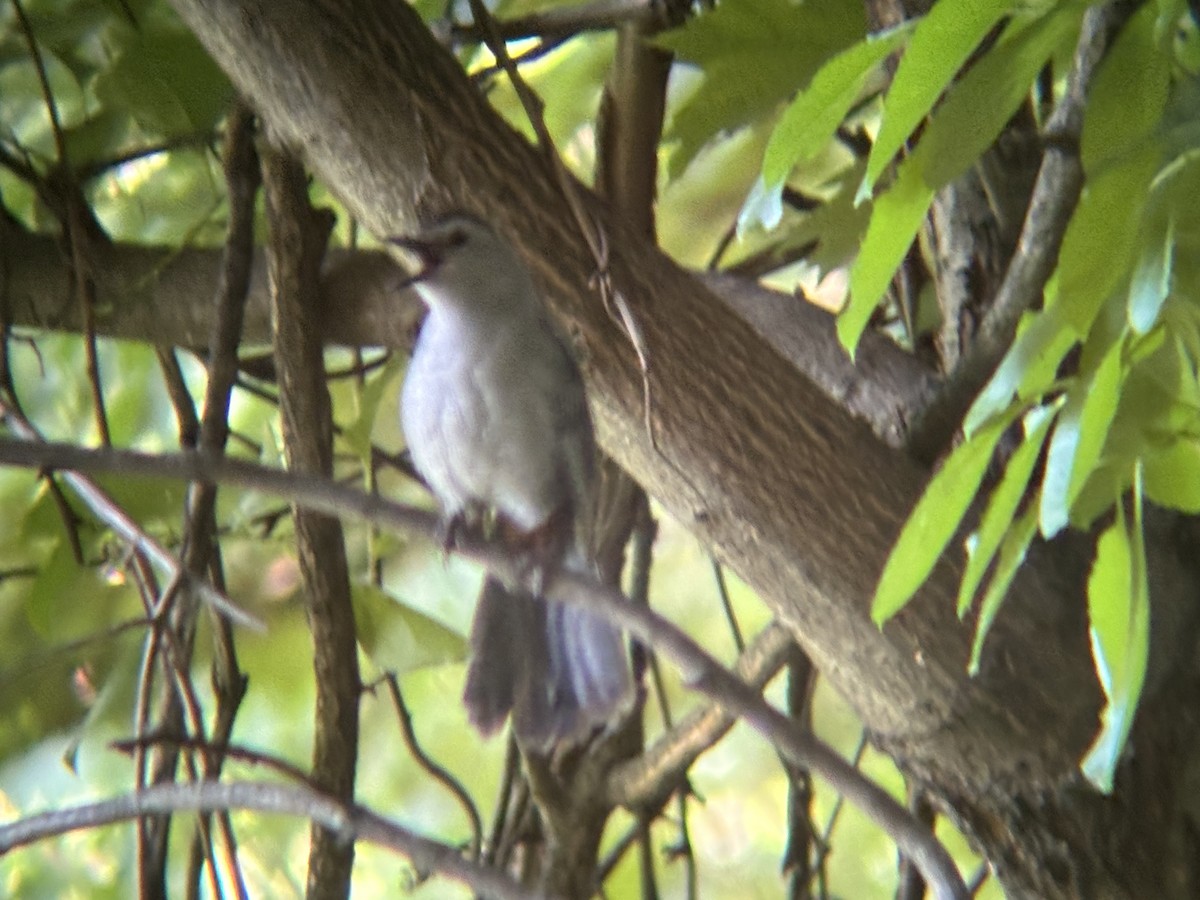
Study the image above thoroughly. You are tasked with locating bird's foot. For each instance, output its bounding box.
[435,512,467,556]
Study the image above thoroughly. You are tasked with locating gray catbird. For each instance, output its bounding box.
[394,213,632,748]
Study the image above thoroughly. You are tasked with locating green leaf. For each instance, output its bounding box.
[959,401,1059,617]
[841,7,1077,355]
[94,27,231,137]
[862,0,1013,195]
[353,584,467,675]
[968,499,1039,675]
[964,307,1078,435]
[840,160,932,354]
[1081,477,1149,793]
[1040,337,1124,538]
[1053,144,1160,334]
[340,356,403,466]
[761,22,912,186]
[909,6,1080,190]
[1143,438,1200,512]
[873,405,1019,623]
[659,0,864,178]
[1127,213,1175,335]
[1080,1,1170,172]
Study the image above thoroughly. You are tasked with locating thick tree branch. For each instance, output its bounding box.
[0,226,934,448]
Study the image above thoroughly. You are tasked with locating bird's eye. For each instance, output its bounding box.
[447,228,467,248]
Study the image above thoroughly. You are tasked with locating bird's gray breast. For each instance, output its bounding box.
[401,308,579,531]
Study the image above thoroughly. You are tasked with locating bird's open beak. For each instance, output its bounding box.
[388,235,443,288]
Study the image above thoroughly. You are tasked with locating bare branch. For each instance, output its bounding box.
[262,145,360,899]
[607,621,793,807]
[381,674,484,861]
[0,780,540,900]
[0,435,968,897]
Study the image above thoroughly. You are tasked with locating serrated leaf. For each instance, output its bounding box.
[659,0,864,178]
[1081,478,1149,793]
[968,499,1039,675]
[863,0,1014,195]
[873,405,1020,623]
[1040,337,1124,538]
[959,401,1059,617]
[353,584,467,674]
[1143,438,1200,511]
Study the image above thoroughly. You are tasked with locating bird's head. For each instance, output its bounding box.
[389,214,532,313]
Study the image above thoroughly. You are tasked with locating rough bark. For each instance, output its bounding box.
[262,148,360,898]
[9,0,1193,894]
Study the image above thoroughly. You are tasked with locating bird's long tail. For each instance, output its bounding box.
[463,568,632,749]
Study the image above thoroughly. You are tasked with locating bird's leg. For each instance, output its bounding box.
[436,505,485,556]
[499,507,572,594]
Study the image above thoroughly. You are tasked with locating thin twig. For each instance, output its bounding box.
[0,780,541,900]
[450,0,662,43]
[906,3,1131,462]
[0,433,970,898]
[710,559,745,653]
[10,0,112,447]
[0,404,262,630]
[382,673,484,861]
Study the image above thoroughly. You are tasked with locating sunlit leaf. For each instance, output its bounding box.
[873,405,1020,623]
[1143,438,1200,511]
[746,21,912,229]
[862,0,1013,195]
[1053,143,1160,335]
[841,7,1077,354]
[1081,474,1149,793]
[1040,337,1124,538]
[959,401,1059,617]
[658,0,864,178]
[968,500,1039,675]
[1080,1,1170,172]
[910,7,1080,189]
[964,307,1078,435]
[1128,213,1175,335]
[840,161,931,354]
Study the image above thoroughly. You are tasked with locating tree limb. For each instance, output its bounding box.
[0,780,541,900]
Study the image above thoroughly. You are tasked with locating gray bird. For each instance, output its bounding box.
[394,213,632,748]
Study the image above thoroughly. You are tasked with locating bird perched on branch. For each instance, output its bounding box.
[393,213,632,749]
